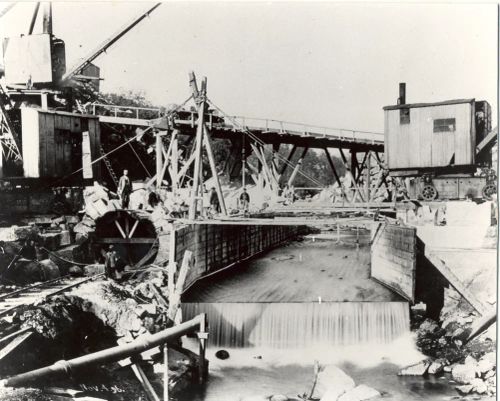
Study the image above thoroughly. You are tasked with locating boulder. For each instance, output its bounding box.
[428,360,445,375]
[477,358,495,375]
[452,363,477,384]
[419,319,439,334]
[398,360,431,376]
[38,259,61,280]
[455,385,473,395]
[480,351,496,364]
[240,396,271,401]
[470,378,488,394]
[68,265,83,276]
[337,384,381,401]
[315,365,355,399]
[215,350,230,360]
[270,395,289,401]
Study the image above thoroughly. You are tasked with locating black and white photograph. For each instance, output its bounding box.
[0,1,497,400]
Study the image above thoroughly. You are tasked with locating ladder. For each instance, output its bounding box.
[100,146,119,188]
[0,85,22,162]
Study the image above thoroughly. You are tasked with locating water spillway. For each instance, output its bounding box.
[183,301,409,348]
[182,239,410,349]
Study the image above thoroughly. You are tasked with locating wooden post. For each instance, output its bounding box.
[197,313,208,384]
[288,147,309,187]
[169,132,178,195]
[271,143,280,181]
[167,224,176,298]
[188,75,207,220]
[365,151,371,201]
[131,363,161,401]
[203,125,227,216]
[42,1,52,35]
[163,344,169,401]
[242,145,246,187]
[156,131,162,189]
[28,2,41,35]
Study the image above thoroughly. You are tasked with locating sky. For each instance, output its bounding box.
[0,1,498,133]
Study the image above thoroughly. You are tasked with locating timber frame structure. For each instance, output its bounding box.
[92,72,390,218]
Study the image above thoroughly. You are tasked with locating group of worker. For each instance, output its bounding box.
[115,169,252,216]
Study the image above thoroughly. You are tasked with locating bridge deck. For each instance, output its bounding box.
[95,106,384,151]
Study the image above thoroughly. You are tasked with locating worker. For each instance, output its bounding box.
[117,169,132,209]
[104,245,118,279]
[209,187,220,216]
[239,187,250,213]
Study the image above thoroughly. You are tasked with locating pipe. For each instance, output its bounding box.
[398,83,406,105]
[3,313,206,388]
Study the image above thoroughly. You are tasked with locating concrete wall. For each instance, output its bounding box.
[371,222,417,302]
[173,223,303,290]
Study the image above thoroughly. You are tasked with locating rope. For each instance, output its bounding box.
[102,122,153,178]
[207,98,326,188]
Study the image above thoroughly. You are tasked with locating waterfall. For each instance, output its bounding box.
[182,302,409,348]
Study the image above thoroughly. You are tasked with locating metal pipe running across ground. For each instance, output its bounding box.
[2,313,207,388]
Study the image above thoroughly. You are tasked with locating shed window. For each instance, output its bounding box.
[400,108,410,124]
[433,118,456,133]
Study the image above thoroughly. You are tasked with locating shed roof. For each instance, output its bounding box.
[383,98,474,111]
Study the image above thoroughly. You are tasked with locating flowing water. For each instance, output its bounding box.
[182,302,409,348]
[179,239,458,401]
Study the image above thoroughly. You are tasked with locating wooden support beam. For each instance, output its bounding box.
[197,314,208,384]
[287,147,309,187]
[280,144,297,176]
[155,131,162,189]
[178,151,196,181]
[365,151,371,201]
[168,250,192,321]
[171,133,179,195]
[131,363,161,401]
[271,143,280,180]
[28,2,40,35]
[203,125,227,216]
[250,143,274,190]
[163,344,169,401]
[339,148,348,164]
[425,251,488,316]
[355,152,369,183]
[188,74,207,220]
[324,148,347,199]
[93,238,157,244]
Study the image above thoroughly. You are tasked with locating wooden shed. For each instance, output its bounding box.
[20,107,101,181]
[383,99,477,173]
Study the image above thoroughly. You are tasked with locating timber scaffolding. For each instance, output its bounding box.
[90,72,389,212]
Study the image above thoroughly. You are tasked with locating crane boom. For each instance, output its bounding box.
[61,2,161,83]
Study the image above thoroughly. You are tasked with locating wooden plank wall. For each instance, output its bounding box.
[385,102,473,170]
[174,224,303,290]
[36,111,101,179]
[371,222,417,302]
